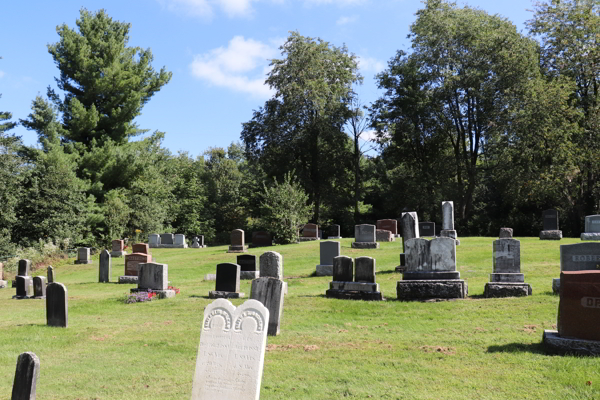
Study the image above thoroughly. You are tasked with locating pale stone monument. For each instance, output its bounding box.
[581,215,600,241]
[259,251,287,295]
[316,241,340,276]
[191,299,269,400]
[440,201,459,244]
[484,229,532,297]
[351,224,379,249]
[75,248,92,264]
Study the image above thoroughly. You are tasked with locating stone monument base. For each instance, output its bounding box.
[0,280,7,289]
[240,271,260,280]
[75,260,92,264]
[489,273,524,283]
[149,244,188,248]
[327,236,342,239]
[539,230,562,240]
[403,271,460,280]
[316,265,333,276]
[118,275,138,284]
[581,233,600,241]
[227,245,248,253]
[131,288,176,299]
[552,278,560,294]
[326,282,383,300]
[543,330,600,356]
[351,242,380,249]
[110,251,127,257]
[396,279,467,300]
[298,237,319,242]
[484,283,532,298]
[209,291,245,299]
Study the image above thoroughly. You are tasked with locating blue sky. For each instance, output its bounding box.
[2,0,535,158]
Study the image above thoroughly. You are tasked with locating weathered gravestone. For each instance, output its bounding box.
[259,251,287,295]
[99,250,111,283]
[132,243,150,254]
[148,234,160,247]
[228,229,248,253]
[581,215,600,241]
[419,222,436,237]
[251,277,285,336]
[210,263,244,299]
[32,277,46,299]
[539,209,562,240]
[110,239,127,257]
[352,224,379,249]
[46,282,68,327]
[160,233,174,245]
[13,276,32,299]
[328,224,342,239]
[174,234,188,248]
[326,256,383,300]
[553,242,600,293]
[299,223,319,241]
[484,229,532,298]
[251,231,273,248]
[47,266,54,283]
[190,299,269,400]
[397,237,467,300]
[316,241,340,276]
[133,262,175,299]
[18,259,31,277]
[75,248,92,264]
[440,201,459,244]
[377,219,398,236]
[543,271,600,355]
[237,254,259,280]
[11,352,40,400]
[397,212,419,272]
[119,253,152,284]
[376,229,394,242]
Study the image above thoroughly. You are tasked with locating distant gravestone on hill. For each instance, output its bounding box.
[484,229,531,298]
[191,299,269,400]
[351,224,379,249]
[237,254,259,280]
[228,229,248,253]
[328,224,342,239]
[75,248,92,264]
[251,231,272,248]
[440,201,459,244]
[376,229,394,242]
[132,243,150,255]
[581,215,600,241]
[18,259,31,277]
[47,266,54,283]
[32,277,46,299]
[110,239,127,257]
[13,276,32,299]
[11,352,40,400]
[377,219,398,236]
[540,209,562,240]
[397,212,419,272]
[299,223,319,242]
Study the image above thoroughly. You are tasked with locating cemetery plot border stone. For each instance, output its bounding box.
[540,209,562,240]
[228,229,248,253]
[251,277,285,336]
[32,277,46,299]
[316,241,340,276]
[299,223,320,242]
[190,299,269,400]
[46,282,68,327]
[209,263,245,299]
[110,239,127,257]
[552,242,600,293]
[581,215,600,241]
[11,352,40,400]
[13,276,32,299]
[75,248,92,264]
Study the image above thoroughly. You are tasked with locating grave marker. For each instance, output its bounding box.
[484,229,531,297]
[351,224,379,249]
[75,248,92,264]
[376,219,398,236]
[14,276,32,299]
[47,266,54,283]
[581,215,600,241]
[316,241,340,276]
[237,254,259,280]
[251,231,272,248]
[328,224,341,239]
[419,222,435,237]
[99,250,111,283]
[110,239,127,257]
[132,243,149,254]
[32,277,46,299]
[18,259,31,277]
[209,263,244,298]
[228,229,248,253]
[299,223,319,241]
[46,282,68,327]
[540,209,562,240]
[327,256,383,300]
[251,277,285,336]
[11,352,40,400]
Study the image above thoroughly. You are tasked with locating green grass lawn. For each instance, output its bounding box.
[0,237,598,399]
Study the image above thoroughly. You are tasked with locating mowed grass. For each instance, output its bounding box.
[0,237,598,399]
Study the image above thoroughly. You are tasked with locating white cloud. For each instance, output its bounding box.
[0,71,5,79]
[359,129,378,142]
[357,56,386,73]
[158,0,259,18]
[190,36,277,98]
[336,15,358,25]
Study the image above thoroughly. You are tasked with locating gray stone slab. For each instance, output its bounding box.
[581,233,600,241]
[319,241,340,266]
[540,230,562,240]
[403,271,461,280]
[251,277,285,336]
[560,242,600,271]
[259,251,283,280]
[191,299,269,400]
[442,201,454,230]
[585,215,600,233]
[216,263,240,293]
[75,248,92,264]
[490,273,524,283]
[543,209,559,231]
[99,250,111,283]
[440,229,457,239]
[240,271,260,280]
[160,233,174,245]
[315,265,333,276]
[484,283,531,298]
[493,238,521,273]
[174,234,187,247]
[118,276,138,284]
[32,276,46,299]
[552,278,560,294]
[396,279,467,300]
[46,282,68,327]
[543,330,600,356]
[325,289,383,301]
[138,262,168,290]
[208,291,245,299]
[18,259,31,277]
[333,256,353,282]
[350,242,379,249]
[499,228,513,238]
[405,237,456,272]
[149,234,160,246]
[354,224,376,243]
[376,229,394,242]
[355,256,375,283]
[11,352,40,400]
[330,281,380,292]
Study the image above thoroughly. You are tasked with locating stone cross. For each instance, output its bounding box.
[99,250,111,283]
[251,277,285,336]
[191,299,269,400]
[11,352,40,400]
[46,283,68,328]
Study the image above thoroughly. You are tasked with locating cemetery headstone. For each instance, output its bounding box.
[251,231,273,248]
[355,256,376,283]
[32,276,46,299]
[47,266,54,283]
[581,215,600,241]
[540,209,562,240]
[237,254,259,280]
[333,256,354,282]
[484,229,531,297]
[190,299,269,400]
[11,352,40,400]
[553,242,600,293]
[397,237,467,300]
[46,282,68,327]
[160,233,174,245]
[13,276,32,299]
[299,223,319,241]
[132,262,175,299]
[419,222,436,237]
[316,241,340,276]
[174,234,188,248]
[376,229,394,242]
[209,263,244,299]
[120,253,152,284]
[397,212,419,272]
[75,248,92,264]
[376,219,398,236]
[259,251,283,280]
[132,243,150,254]
[351,224,379,249]
[110,239,127,257]
[99,250,111,283]
[327,256,383,300]
[18,259,31,277]
[0,262,5,288]
[328,224,342,239]
[440,201,459,243]
[251,277,285,336]
[228,229,248,253]
[149,234,160,247]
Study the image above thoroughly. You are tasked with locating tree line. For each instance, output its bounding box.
[0,0,597,255]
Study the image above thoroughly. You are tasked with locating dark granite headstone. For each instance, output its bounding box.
[237,254,257,272]
[543,209,559,231]
[160,233,174,245]
[355,257,376,283]
[252,231,272,247]
[47,266,54,283]
[11,352,39,400]
[46,282,68,328]
[99,250,111,283]
[558,271,600,341]
[215,263,241,292]
[329,224,341,238]
[419,222,435,237]
[18,259,31,277]
[15,276,32,298]
[333,256,353,282]
[32,277,46,299]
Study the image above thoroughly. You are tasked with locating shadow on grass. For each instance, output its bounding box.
[376,269,400,275]
[189,295,211,299]
[487,342,546,355]
[298,294,327,298]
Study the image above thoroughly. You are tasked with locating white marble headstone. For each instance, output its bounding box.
[191,299,269,400]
